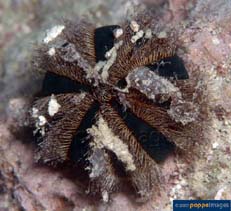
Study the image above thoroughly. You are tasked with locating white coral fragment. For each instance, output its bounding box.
[43,25,65,44]
[48,94,61,116]
[102,191,109,202]
[127,67,199,125]
[130,20,140,32]
[131,30,144,43]
[32,109,47,136]
[32,107,39,118]
[127,67,179,101]
[212,142,219,149]
[38,115,47,126]
[87,116,136,171]
[129,20,146,43]
[47,47,56,56]
[113,28,123,38]
[100,40,123,82]
[88,41,123,84]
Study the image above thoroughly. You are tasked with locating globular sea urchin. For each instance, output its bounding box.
[29,13,206,202]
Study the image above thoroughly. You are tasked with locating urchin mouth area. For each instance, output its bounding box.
[92,85,114,103]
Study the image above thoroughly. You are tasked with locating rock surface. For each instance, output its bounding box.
[0,0,231,210]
